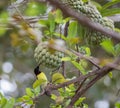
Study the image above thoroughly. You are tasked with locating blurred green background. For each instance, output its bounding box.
[0,0,120,108]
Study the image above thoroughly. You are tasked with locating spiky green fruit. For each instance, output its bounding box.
[61,0,114,44]
[34,42,64,68]
[86,17,114,44]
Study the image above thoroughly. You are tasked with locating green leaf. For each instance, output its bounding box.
[51,94,57,100]
[63,17,71,23]
[77,24,86,40]
[68,21,77,38]
[22,95,30,100]
[0,92,3,98]
[82,0,88,3]
[48,13,55,35]
[26,88,34,97]
[0,97,7,108]
[101,0,120,11]
[3,98,15,108]
[108,72,113,78]
[75,97,86,106]
[66,37,79,45]
[55,9,63,23]
[52,73,66,84]
[83,103,88,108]
[65,87,74,97]
[0,12,8,23]
[115,43,120,56]
[61,57,71,61]
[25,2,46,16]
[71,61,86,75]
[68,84,76,91]
[44,30,51,36]
[115,102,120,108]
[39,19,49,27]
[34,86,40,96]
[101,8,120,16]
[0,12,8,36]
[9,98,15,108]
[53,32,67,40]
[90,1,102,10]
[100,39,115,56]
[85,47,91,56]
[64,99,71,107]
[26,100,33,105]
[80,59,88,69]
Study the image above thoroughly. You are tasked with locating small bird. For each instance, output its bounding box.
[33,66,48,89]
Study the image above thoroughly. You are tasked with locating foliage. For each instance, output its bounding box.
[115,102,120,108]
[0,0,120,108]
[0,93,15,108]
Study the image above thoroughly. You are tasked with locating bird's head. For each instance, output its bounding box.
[34,66,41,76]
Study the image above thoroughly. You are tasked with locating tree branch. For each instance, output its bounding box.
[47,0,120,41]
[32,56,120,108]
[67,57,120,107]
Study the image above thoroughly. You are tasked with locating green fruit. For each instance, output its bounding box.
[34,42,64,68]
[61,0,114,44]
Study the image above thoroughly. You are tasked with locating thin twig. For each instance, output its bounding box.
[51,68,99,90]
[75,77,87,93]
[70,49,101,69]
[62,61,66,77]
[48,43,101,69]
[64,21,69,37]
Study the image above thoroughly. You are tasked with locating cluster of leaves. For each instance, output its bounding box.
[98,0,120,17]
[10,72,87,108]
[16,87,40,108]
[62,46,90,75]
[1,0,120,108]
[0,93,15,108]
[50,80,88,108]
[101,39,120,57]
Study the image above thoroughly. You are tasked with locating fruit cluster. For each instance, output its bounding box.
[34,42,64,68]
[62,0,114,44]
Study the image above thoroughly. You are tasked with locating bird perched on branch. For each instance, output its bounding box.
[33,66,48,89]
